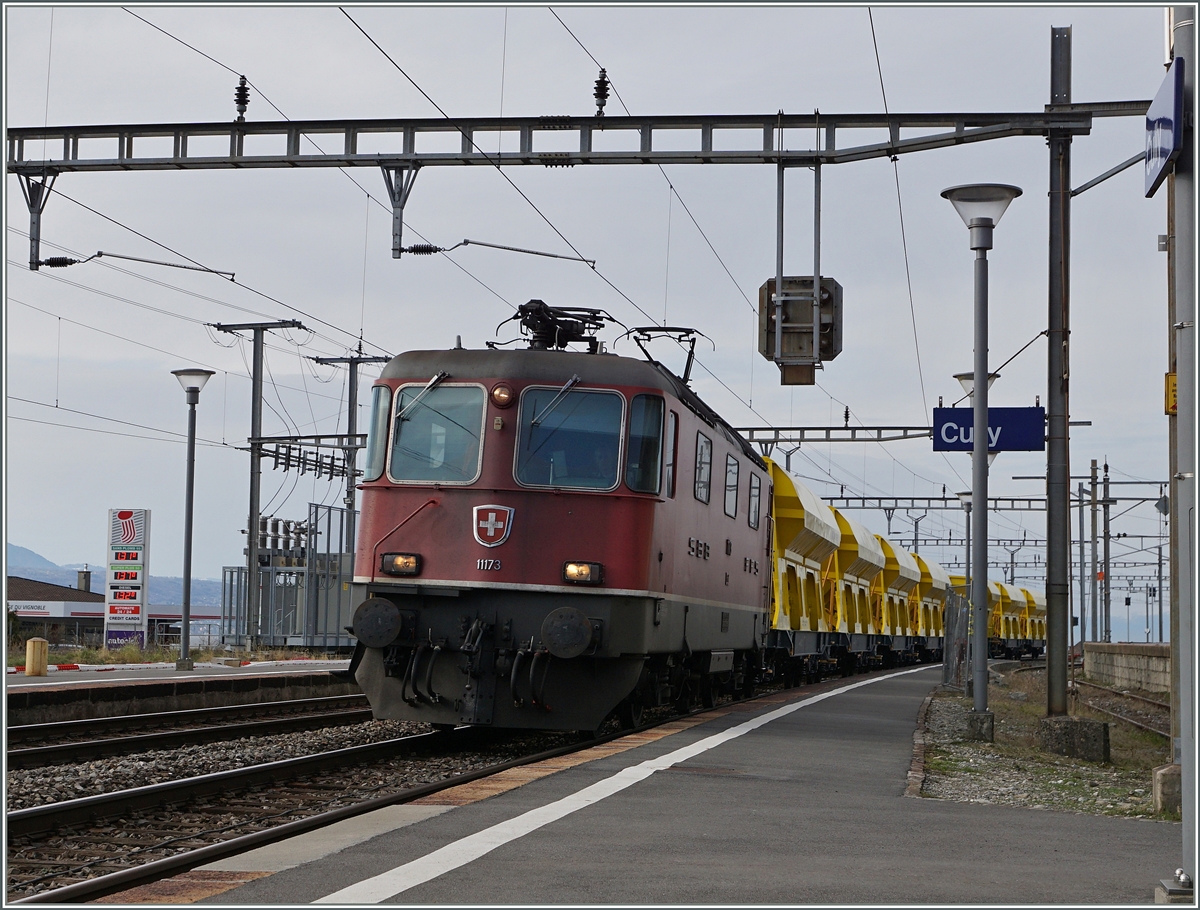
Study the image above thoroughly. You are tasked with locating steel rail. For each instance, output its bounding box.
[6,728,453,839]
[6,694,369,745]
[7,708,375,769]
[1074,678,1171,711]
[1079,699,1169,738]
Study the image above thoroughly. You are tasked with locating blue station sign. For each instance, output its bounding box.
[932,407,1046,453]
[1146,57,1184,198]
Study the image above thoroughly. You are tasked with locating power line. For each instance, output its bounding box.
[8,395,234,448]
[6,268,348,400]
[43,186,391,356]
[120,7,514,314]
[10,414,234,448]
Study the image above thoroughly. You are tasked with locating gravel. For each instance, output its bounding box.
[920,693,1162,818]
[6,719,432,811]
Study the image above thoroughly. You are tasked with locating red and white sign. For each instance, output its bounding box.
[106,509,150,646]
[472,505,514,548]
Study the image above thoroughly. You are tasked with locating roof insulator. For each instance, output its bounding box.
[235,76,250,122]
[593,68,609,118]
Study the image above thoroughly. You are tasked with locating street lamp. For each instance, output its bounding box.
[172,368,215,671]
[942,182,1022,741]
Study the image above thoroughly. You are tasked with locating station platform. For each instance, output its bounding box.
[5,661,355,724]
[111,664,1176,904]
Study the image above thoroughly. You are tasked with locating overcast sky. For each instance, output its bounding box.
[4,5,1174,635]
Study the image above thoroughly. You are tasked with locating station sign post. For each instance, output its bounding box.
[104,509,150,648]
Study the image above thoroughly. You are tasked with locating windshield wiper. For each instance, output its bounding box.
[531,374,581,427]
[397,371,449,421]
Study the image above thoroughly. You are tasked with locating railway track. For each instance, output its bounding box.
[7,696,372,769]
[6,725,574,903]
[1072,680,1170,738]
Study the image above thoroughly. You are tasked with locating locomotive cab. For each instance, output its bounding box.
[348,304,772,733]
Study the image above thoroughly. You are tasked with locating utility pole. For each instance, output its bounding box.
[1045,25,1072,717]
[1078,482,1087,642]
[1170,3,1195,886]
[1103,460,1111,642]
[310,349,390,554]
[1090,459,1099,641]
[215,320,304,648]
[1158,541,1164,642]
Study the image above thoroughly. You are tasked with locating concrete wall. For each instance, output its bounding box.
[1083,642,1170,694]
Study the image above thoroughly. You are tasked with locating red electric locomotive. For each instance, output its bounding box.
[349,302,771,733]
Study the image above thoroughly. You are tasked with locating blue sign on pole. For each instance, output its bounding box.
[932,407,1046,452]
[1146,57,1184,198]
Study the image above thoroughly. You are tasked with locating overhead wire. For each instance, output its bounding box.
[11,414,234,448]
[9,395,235,448]
[341,7,786,444]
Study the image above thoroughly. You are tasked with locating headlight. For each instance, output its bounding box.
[491,383,515,408]
[381,553,422,576]
[563,561,603,585]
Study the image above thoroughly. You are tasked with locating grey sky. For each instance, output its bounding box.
[5,5,1172,623]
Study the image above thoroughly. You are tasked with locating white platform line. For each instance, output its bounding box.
[315,665,932,904]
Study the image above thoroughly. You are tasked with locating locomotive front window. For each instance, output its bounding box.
[724,454,739,518]
[694,432,712,503]
[625,395,664,494]
[388,384,485,484]
[515,388,623,489]
[363,385,392,482]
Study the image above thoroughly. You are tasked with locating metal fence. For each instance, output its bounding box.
[942,590,970,690]
[220,502,357,651]
[303,503,356,650]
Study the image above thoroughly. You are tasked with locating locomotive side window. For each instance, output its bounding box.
[388,384,485,484]
[515,388,623,490]
[625,395,664,494]
[363,385,392,482]
[748,473,761,529]
[694,432,712,503]
[724,454,739,518]
[664,411,678,498]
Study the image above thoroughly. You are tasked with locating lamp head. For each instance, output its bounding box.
[172,368,215,393]
[953,371,1000,400]
[941,184,1022,249]
[956,490,973,509]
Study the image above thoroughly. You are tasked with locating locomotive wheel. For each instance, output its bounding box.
[619,697,645,729]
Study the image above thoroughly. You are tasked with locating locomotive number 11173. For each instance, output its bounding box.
[476,559,502,571]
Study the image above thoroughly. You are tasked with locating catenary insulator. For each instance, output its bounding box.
[404,244,442,255]
[235,76,250,122]
[593,68,609,117]
[40,257,79,268]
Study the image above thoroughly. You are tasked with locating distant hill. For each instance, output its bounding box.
[6,545,224,607]
[7,544,60,569]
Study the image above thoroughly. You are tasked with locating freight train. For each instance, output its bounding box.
[348,301,1044,733]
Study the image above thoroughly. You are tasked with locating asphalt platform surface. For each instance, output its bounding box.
[165,663,1180,905]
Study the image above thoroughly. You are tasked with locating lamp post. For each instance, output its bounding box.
[942,183,1022,741]
[172,368,215,671]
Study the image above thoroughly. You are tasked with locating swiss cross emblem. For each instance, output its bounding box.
[472,504,514,548]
